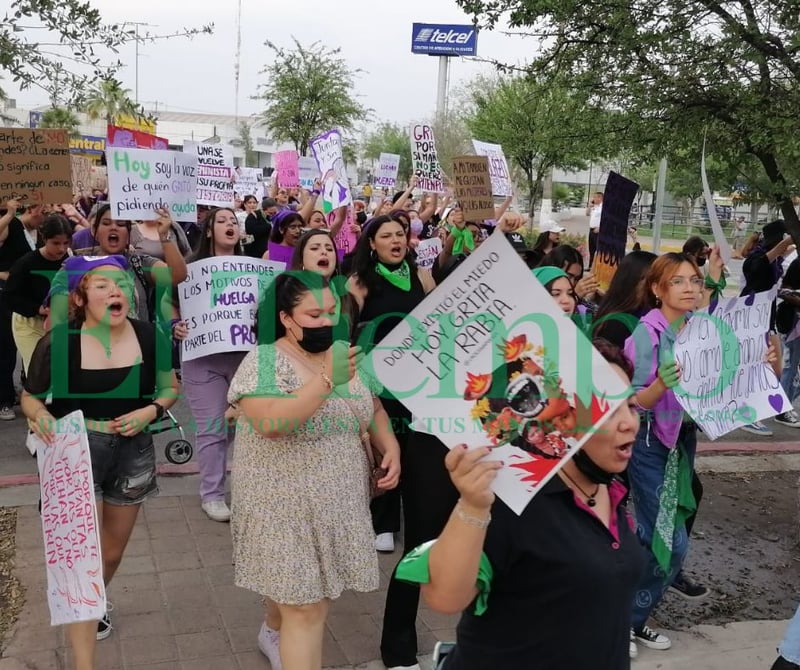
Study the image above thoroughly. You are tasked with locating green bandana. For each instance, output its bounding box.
[376,260,411,292]
[450,225,476,255]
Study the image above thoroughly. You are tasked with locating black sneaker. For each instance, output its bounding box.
[632,625,671,650]
[96,603,113,640]
[772,657,800,670]
[669,571,710,600]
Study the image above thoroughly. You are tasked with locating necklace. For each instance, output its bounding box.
[560,468,601,507]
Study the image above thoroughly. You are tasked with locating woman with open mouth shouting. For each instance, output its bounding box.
[22,254,179,670]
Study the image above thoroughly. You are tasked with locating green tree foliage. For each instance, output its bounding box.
[238,122,257,167]
[457,0,800,240]
[362,122,413,185]
[82,78,138,125]
[40,107,81,136]
[254,39,369,156]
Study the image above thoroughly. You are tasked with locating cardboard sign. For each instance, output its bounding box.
[179,257,285,361]
[375,153,401,189]
[183,142,234,207]
[234,167,265,200]
[34,410,106,626]
[107,124,169,150]
[298,156,319,190]
[0,128,72,205]
[70,156,93,197]
[673,290,789,439]
[310,129,352,211]
[415,237,443,270]
[452,155,495,221]
[472,140,513,197]
[593,171,639,292]
[365,232,629,514]
[106,147,198,223]
[410,123,445,193]
[274,150,300,188]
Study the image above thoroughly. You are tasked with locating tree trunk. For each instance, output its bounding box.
[526,169,537,226]
[757,151,800,244]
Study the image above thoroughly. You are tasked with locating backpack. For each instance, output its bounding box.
[128,253,156,321]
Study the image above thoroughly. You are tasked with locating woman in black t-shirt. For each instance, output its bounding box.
[21,254,178,670]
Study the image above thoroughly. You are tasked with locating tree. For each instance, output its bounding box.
[253,39,370,155]
[238,122,257,167]
[431,115,473,183]
[82,78,139,125]
[1,1,213,104]
[457,0,800,242]
[362,122,413,185]
[40,107,81,136]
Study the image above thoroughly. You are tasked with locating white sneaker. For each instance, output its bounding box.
[201,500,231,522]
[632,625,671,650]
[257,622,282,670]
[0,405,15,421]
[375,532,395,552]
[739,421,773,437]
[387,665,421,670]
[629,640,638,659]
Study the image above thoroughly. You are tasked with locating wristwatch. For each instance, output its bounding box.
[149,402,166,420]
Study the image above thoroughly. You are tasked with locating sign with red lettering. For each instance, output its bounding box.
[410,123,445,193]
[34,411,106,625]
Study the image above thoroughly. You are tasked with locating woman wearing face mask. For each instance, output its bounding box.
[398,340,645,670]
[5,214,72,373]
[178,208,248,522]
[227,272,401,670]
[23,255,178,669]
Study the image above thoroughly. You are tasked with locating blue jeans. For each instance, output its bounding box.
[780,336,800,404]
[628,421,697,630]
[780,604,800,663]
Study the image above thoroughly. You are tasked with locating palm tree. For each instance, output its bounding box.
[82,78,138,126]
[40,107,81,137]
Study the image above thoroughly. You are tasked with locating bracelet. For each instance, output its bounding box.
[311,189,321,197]
[320,371,333,390]
[454,501,491,529]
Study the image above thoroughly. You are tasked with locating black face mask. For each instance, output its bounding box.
[296,325,334,353]
[572,449,614,485]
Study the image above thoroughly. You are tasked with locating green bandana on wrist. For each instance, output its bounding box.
[450,226,475,255]
[375,260,411,292]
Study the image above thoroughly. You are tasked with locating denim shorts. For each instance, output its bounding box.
[88,430,159,506]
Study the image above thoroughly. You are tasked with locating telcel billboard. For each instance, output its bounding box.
[411,23,478,56]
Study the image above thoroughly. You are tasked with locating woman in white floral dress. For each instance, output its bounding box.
[228,272,401,670]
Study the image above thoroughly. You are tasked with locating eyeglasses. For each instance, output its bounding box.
[668,276,704,287]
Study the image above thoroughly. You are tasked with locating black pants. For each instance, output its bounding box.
[0,289,18,406]
[371,397,413,534]
[588,229,599,267]
[380,431,460,667]
[685,471,704,537]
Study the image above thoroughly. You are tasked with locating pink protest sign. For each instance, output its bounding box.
[328,208,359,258]
[35,410,106,626]
[274,150,300,188]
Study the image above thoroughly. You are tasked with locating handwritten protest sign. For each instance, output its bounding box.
[70,156,93,196]
[415,237,443,270]
[326,208,359,258]
[673,289,788,439]
[375,153,401,190]
[298,156,319,190]
[0,128,72,204]
[452,155,495,221]
[179,257,285,361]
[107,124,169,150]
[234,167,264,200]
[33,410,106,626]
[311,129,352,211]
[274,150,300,188]
[593,171,639,292]
[472,140,513,197]
[701,137,733,265]
[410,123,445,193]
[365,233,629,514]
[183,142,234,207]
[107,147,197,223]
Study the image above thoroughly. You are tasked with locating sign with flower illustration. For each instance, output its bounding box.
[365,232,631,514]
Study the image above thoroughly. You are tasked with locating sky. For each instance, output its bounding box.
[5,0,535,127]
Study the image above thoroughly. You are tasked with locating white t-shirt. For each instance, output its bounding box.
[589,204,602,231]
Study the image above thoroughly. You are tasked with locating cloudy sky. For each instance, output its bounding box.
[6,0,534,126]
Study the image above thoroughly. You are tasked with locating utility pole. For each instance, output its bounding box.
[235,0,243,123]
[125,22,157,104]
[436,56,450,120]
[652,157,668,254]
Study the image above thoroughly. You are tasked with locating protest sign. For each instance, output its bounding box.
[410,123,445,193]
[472,140,513,197]
[234,167,265,200]
[70,156,93,196]
[183,141,234,207]
[326,208,359,258]
[375,153,401,190]
[593,171,639,292]
[179,257,285,362]
[365,232,629,514]
[0,128,72,205]
[415,237,443,270]
[106,147,197,223]
[107,124,169,150]
[701,137,733,265]
[452,155,495,221]
[33,410,106,626]
[274,150,300,188]
[298,156,319,190]
[310,129,352,211]
[673,289,788,439]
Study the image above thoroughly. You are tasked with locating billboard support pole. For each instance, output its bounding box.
[436,55,450,121]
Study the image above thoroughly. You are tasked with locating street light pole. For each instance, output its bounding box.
[436,55,450,120]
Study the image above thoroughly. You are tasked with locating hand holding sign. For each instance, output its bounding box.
[326,343,363,386]
[154,207,174,239]
[658,359,682,390]
[445,445,502,511]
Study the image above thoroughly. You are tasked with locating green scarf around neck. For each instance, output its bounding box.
[375,260,411,291]
[450,225,475,255]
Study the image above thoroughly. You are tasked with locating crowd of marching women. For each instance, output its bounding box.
[1,175,799,670]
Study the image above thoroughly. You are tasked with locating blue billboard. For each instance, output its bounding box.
[411,23,478,56]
